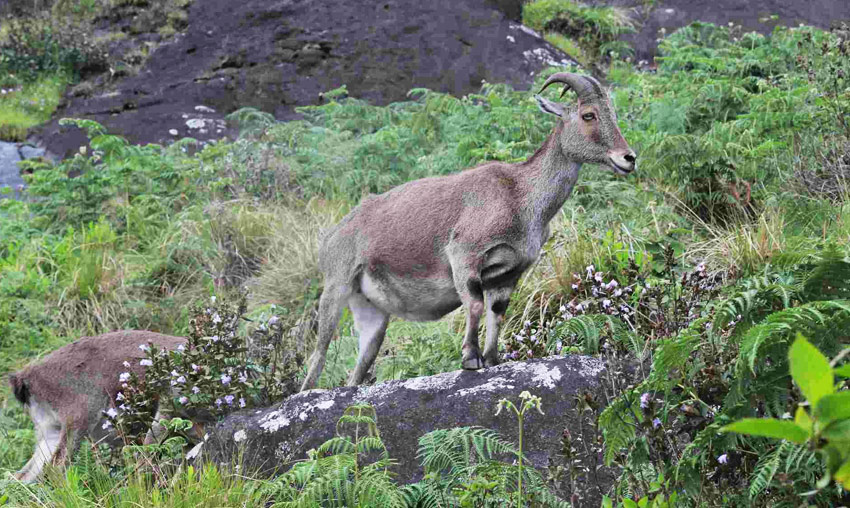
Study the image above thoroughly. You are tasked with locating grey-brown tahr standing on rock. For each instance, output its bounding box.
[7,330,186,482]
[300,73,636,391]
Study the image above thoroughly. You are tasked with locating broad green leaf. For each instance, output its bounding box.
[822,420,850,443]
[789,334,833,407]
[836,364,850,378]
[814,392,850,426]
[721,418,810,443]
[601,495,613,508]
[623,499,639,508]
[795,406,813,433]
[835,458,850,491]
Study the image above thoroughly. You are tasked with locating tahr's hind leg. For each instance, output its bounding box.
[460,299,486,370]
[483,286,514,367]
[346,294,390,386]
[301,283,350,391]
[448,255,487,370]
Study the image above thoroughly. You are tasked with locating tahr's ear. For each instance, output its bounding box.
[535,95,565,117]
[8,373,29,405]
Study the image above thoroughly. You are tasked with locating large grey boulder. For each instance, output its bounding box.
[205,355,614,503]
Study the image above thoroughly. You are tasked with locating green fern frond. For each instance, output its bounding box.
[647,318,706,386]
[738,300,850,373]
[316,436,355,457]
[355,436,389,457]
[749,441,786,498]
[550,313,633,354]
[598,396,638,466]
[417,427,518,475]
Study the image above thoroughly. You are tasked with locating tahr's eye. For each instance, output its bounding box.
[582,112,596,121]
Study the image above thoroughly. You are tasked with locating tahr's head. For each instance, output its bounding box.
[535,72,636,175]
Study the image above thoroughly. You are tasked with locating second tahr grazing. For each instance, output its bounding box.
[301,72,637,391]
[7,330,191,482]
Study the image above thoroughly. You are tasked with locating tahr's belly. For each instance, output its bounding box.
[359,271,461,321]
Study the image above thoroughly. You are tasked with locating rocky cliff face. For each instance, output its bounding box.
[204,355,616,504]
[33,0,572,158]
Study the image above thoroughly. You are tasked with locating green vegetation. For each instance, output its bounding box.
[722,334,850,491]
[0,74,67,141]
[0,7,849,507]
[0,0,194,140]
[523,0,636,72]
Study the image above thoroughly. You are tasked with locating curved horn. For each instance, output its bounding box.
[537,72,598,101]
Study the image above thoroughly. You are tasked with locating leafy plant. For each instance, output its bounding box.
[597,244,850,504]
[0,15,107,81]
[409,392,569,507]
[264,403,406,507]
[722,334,850,492]
[523,0,635,72]
[105,293,302,444]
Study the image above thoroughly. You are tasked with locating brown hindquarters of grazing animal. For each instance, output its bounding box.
[6,330,188,482]
[300,72,637,391]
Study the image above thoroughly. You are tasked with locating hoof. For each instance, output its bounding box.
[484,356,500,368]
[461,349,485,370]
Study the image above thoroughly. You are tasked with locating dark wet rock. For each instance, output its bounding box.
[205,355,614,504]
[33,0,572,159]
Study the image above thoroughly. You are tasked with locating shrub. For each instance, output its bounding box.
[722,334,850,493]
[597,244,850,504]
[0,15,107,81]
[105,293,303,444]
[523,0,635,71]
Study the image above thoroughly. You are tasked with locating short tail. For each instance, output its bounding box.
[8,373,29,405]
